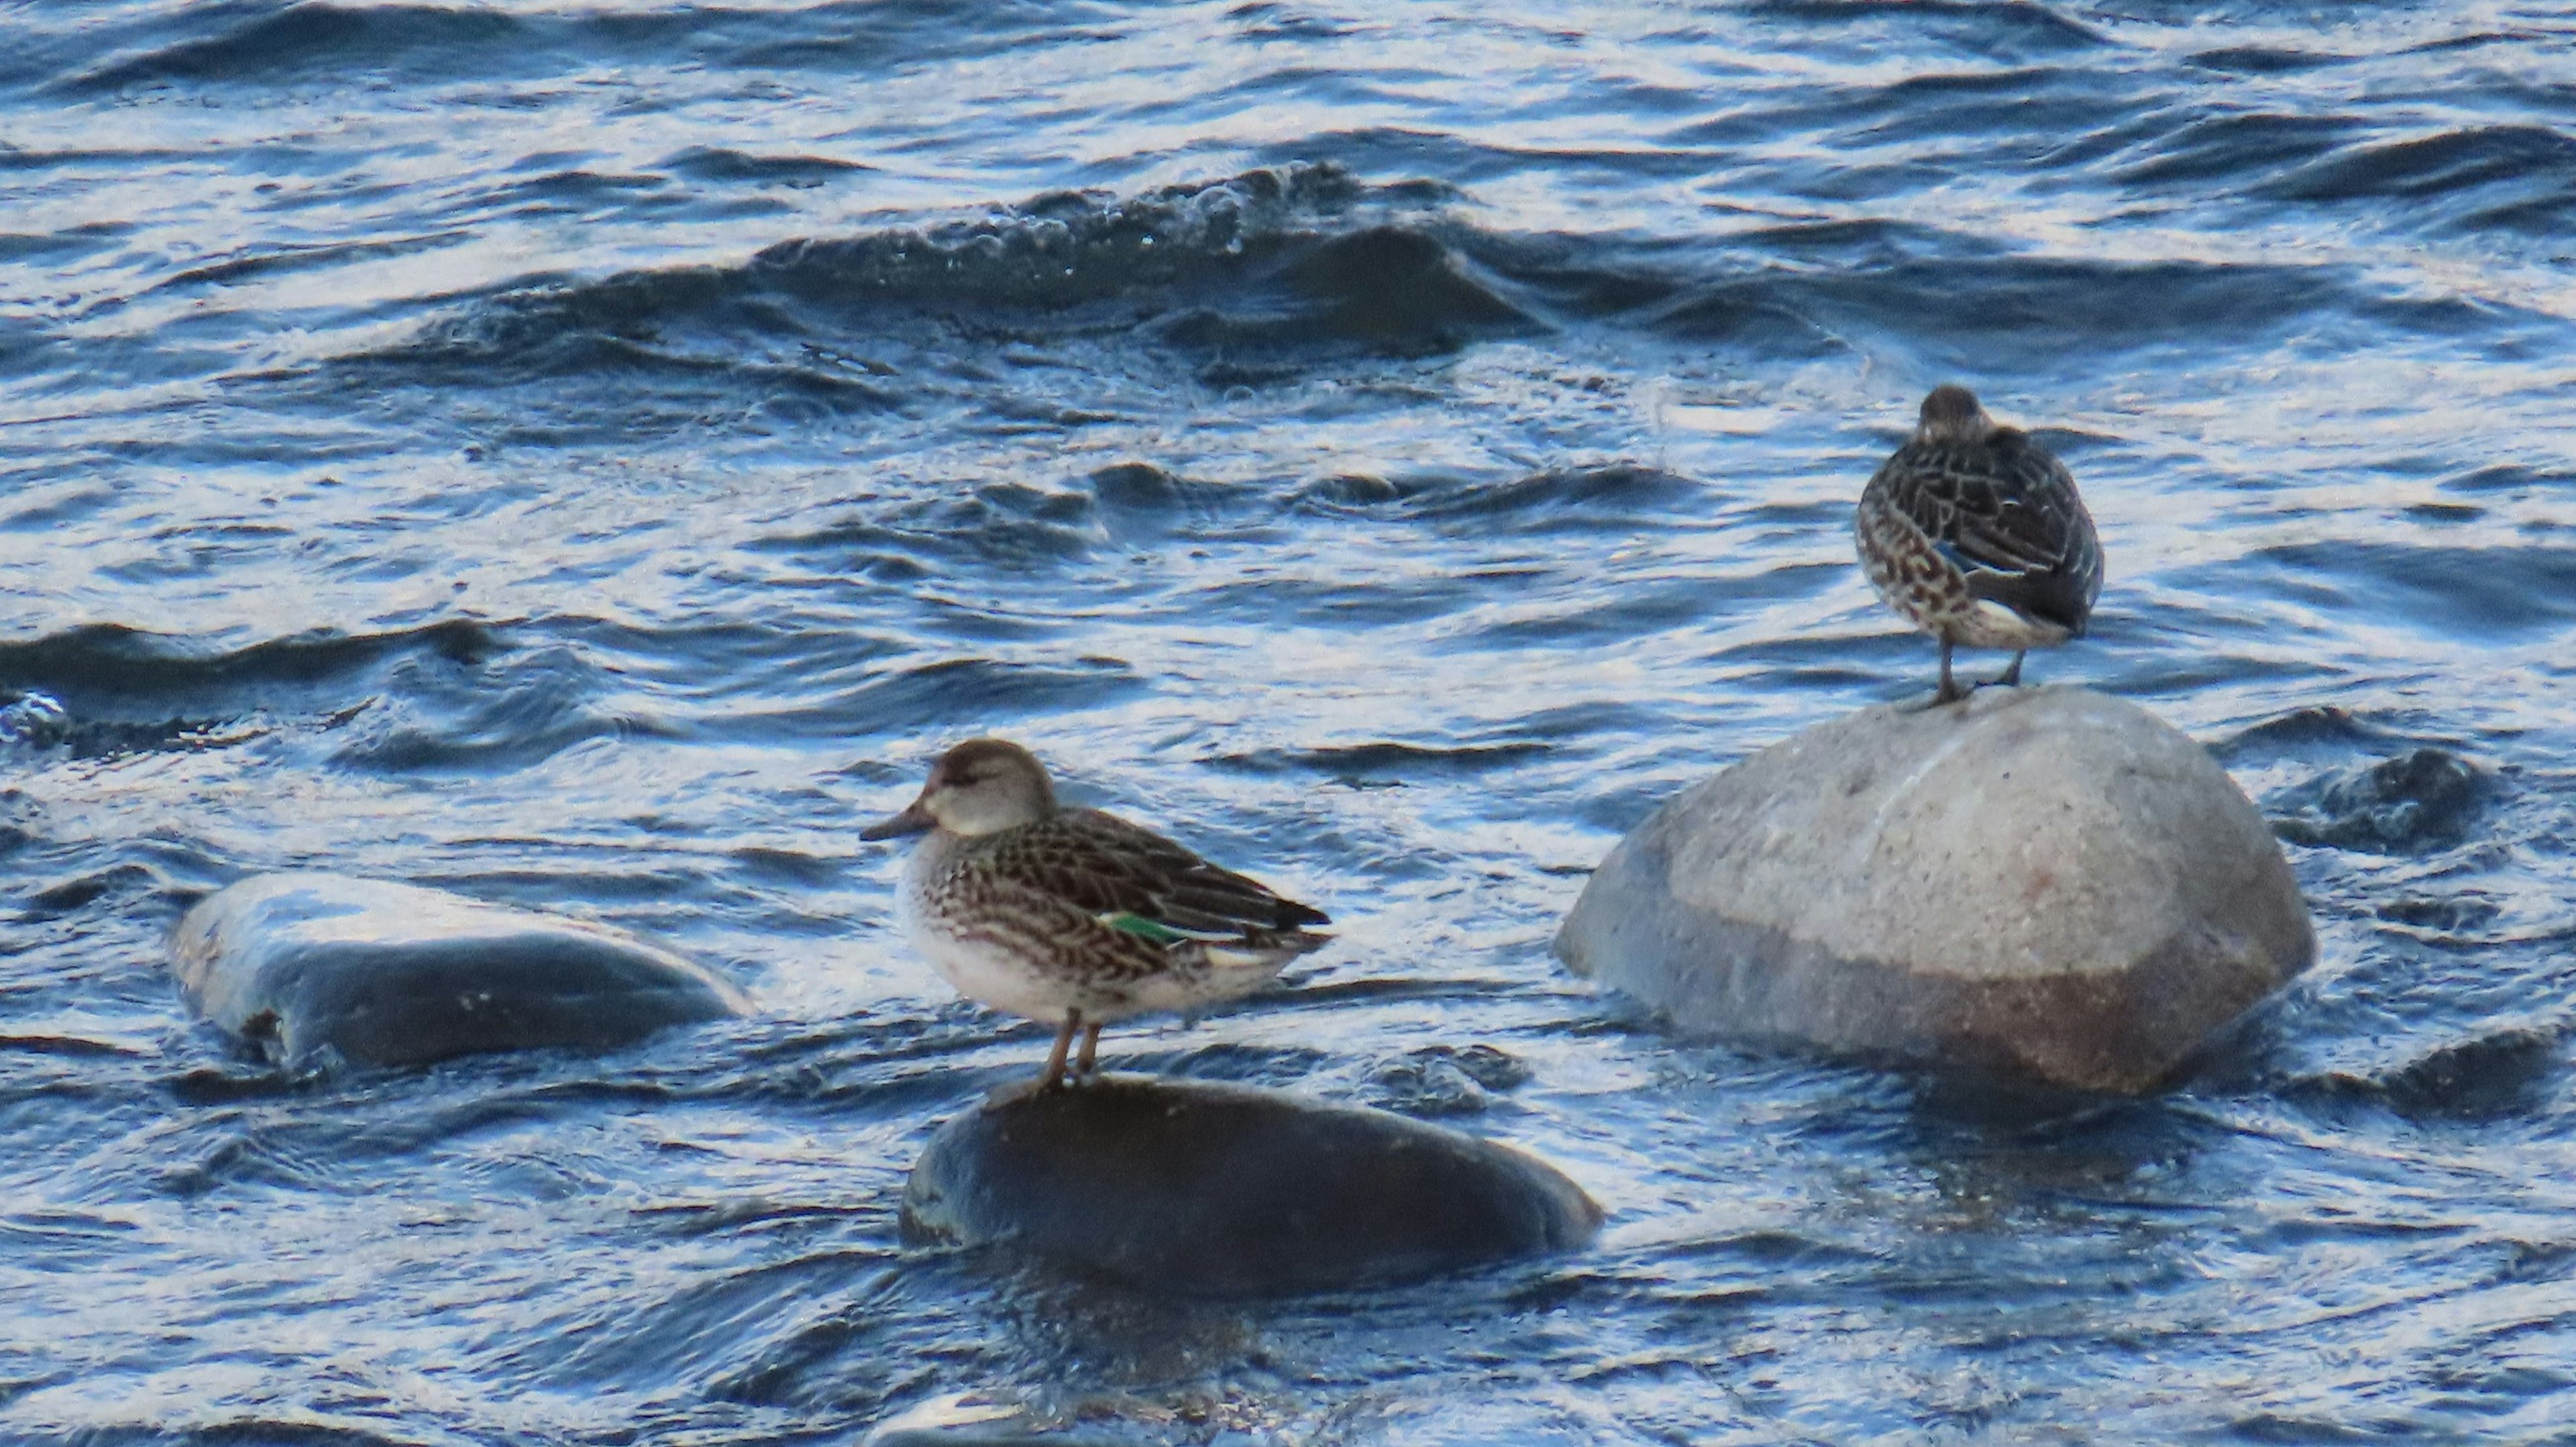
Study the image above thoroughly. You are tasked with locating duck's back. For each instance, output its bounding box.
[896,809,1328,1022]
[961,808,1329,937]
[1864,427,2101,635]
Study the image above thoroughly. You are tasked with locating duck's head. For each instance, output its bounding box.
[1915,384,1994,445]
[861,737,1059,841]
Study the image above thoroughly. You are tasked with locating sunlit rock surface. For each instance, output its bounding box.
[172,873,752,1067]
[902,1075,1601,1295]
[1556,686,2315,1094]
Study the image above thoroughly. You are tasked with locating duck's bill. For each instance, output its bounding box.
[860,799,935,841]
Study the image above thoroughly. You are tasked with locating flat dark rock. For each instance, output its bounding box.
[902,1075,1602,1295]
[171,872,752,1068]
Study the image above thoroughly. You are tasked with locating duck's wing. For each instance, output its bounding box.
[1874,431,2102,631]
[972,809,1331,941]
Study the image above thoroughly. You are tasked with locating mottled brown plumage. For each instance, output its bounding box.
[1856,384,2102,703]
[863,739,1330,1085]
[963,808,1330,939]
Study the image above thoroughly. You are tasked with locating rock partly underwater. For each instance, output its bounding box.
[172,872,751,1068]
[902,1074,1603,1295]
[1556,686,2316,1094]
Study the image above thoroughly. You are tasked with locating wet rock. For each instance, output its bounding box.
[2273,747,2489,853]
[1555,686,2315,1095]
[902,1075,1600,1295]
[171,872,752,1068]
[1364,1043,1534,1116]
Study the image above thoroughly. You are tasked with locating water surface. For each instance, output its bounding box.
[3,1,2575,1442]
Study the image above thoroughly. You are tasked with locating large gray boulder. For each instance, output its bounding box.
[1556,686,2314,1093]
[172,873,752,1068]
[902,1075,1602,1295]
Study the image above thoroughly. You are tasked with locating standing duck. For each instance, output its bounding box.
[1855,384,2103,704]
[861,738,1330,1086]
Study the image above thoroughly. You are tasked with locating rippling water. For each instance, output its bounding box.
[4,1,2575,1441]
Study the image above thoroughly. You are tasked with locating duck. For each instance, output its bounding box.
[861,738,1330,1086]
[1854,384,2103,704]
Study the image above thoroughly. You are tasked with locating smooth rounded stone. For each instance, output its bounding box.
[902,1075,1602,1295]
[1556,686,2316,1094]
[171,872,752,1068]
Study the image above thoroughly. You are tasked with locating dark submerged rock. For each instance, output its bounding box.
[1364,1042,1534,1116]
[2374,892,2502,934]
[902,1075,1601,1295]
[172,872,751,1068]
[2272,747,2489,853]
[1556,686,2315,1095]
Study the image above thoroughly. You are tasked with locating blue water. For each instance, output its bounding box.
[4,1,2575,1441]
